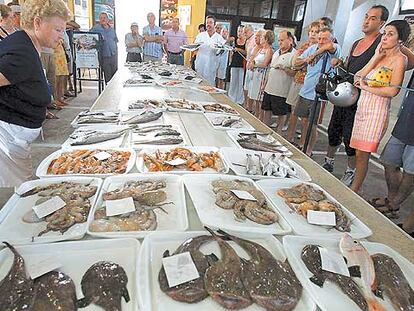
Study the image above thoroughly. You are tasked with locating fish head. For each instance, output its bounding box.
[339,233,366,255]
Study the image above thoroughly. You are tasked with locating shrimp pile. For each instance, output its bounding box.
[143,147,225,172]
[47,149,131,175]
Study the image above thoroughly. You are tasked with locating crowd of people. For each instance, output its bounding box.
[0,0,413,234]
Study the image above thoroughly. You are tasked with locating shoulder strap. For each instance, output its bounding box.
[349,38,361,55]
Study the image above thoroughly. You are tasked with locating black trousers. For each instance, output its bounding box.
[126,52,142,63]
[101,54,118,83]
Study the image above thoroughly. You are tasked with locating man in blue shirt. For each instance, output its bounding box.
[291,27,341,156]
[90,12,118,83]
[143,12,164,62]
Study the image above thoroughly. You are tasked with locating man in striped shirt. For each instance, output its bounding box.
[143,12,164,62]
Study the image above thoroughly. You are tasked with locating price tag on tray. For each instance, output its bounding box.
[105,197,136,217]
[231,190,257,201]
[307,210,336,226]
[32,196,66,219]
[94,151,112,161]
[162,251,200,287]
[318,247,350,277]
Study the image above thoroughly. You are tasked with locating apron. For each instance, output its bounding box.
[0,120,41,187]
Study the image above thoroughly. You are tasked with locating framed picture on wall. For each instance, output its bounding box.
[160,0,178,31]
[240,21,265,33]
[217,20,231,33]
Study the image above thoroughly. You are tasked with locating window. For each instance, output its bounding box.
[207,0,238,15]
[272,0,306,20]
[238,0,272,18]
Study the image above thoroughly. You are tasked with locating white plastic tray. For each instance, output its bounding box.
[204,113,255,131]
[0,238,140,310]
[0,177,102,245]
[71,110,120,128]
[87,174,188,239]
[201,102,239,115]
[163,99,205,114]
[129,125,189,149]
[221,147,311,181]
[256,179,372,239]
[227,130,293,156]
[136,146,229,174]
[283,235,414,311]
[182,174,291,235]
[36,147,137,178]
[138,231,316,311]
[62,125,129,149]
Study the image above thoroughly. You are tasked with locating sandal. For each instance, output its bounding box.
[375,203,400,219]
[370,197,389,208]
[397,223,414,238]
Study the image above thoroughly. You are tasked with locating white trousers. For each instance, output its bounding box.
[228,67,245,105]
[0,120,41,187]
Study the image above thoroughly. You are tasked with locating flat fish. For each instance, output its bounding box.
[372,253,414,311]
[238,138,284,153]
[123,111,163,124]
[70,131,125,146]
[301,244,368,311]
[0,242,34,311]
[159,235,216,303]
[218,230,302,311]
[32,271,77,311]
[204,227,252,309]
[77,261,130,310]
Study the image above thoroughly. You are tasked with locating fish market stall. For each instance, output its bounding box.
[0,63,413,311]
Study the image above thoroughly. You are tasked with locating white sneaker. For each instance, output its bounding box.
[282,124,289,131]
[341,169,355,187]
[270,122,277,128]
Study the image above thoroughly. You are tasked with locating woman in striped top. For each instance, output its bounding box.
[350,20,410,193]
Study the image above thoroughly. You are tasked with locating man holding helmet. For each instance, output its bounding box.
[322,5,388,186]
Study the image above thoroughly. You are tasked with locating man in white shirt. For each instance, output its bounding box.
[194,15,225,85]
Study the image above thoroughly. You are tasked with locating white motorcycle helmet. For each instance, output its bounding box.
[326,78,359,107]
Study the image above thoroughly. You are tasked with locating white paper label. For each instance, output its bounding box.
[165,158,186,166]
[32,196,66,219]
[27,256,63,279]
[318,247,350,277]
[307,210,336,226]
[162,252,200,287]
[105,197,136,217]
[231,190,257,201]
[94,151,112,161]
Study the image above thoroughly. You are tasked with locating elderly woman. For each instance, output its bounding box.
[0,4,13,40]
[350,20,411,193]
[0,0,70,187]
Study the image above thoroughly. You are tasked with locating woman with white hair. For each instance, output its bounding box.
[0,0,71,187]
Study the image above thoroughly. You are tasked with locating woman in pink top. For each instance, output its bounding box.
[350,20,410,193]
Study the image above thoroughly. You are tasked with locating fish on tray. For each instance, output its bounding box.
[235,153,298,178]
[90,179,172,232]
[211,116,243,128]
[143,147,226,172]
[237,135,287,153]
[277,183,351,232]
[218,230,302,311]
[301,244,369,311]
[159,235,217,303]
[77,261,130,310]
[75,111,119,125]
[47,149,131,175]
[124,78,154,85]
[372,253,414,311]
[204,227,252,309]
[164,99,203,111]
[203,103,238,114]
[128,99,163,110]
[32,271,77,311]
[132,125,184,145]
[122,111,163,125]
[20,181,97,237]
[212,179,278,225]
[340,234,387,311]
[0,242,34,311]
[69,128,127,146]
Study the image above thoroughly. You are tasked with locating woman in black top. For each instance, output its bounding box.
[228,26,246,105]
[0,0,70,187]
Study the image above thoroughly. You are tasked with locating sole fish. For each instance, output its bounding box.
[0,242,34,311]
[218,230,302,311]
[77,261,130,310]
[204,227,252,310]
[372,253,414,311]
[158,235,216,303]
[32,271,77,311]
[301,244,369,311]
